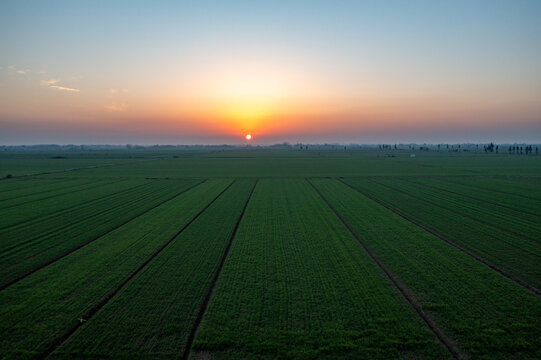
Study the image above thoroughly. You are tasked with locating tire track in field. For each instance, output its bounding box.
[182,179,258,360]
[306,178,466,360]
[37,179,235,360]
[0,157,161,181]
[0,179,144,232]
[433,176,541,202]
[0,180,174,256]
[405,178,541,219]
[337,178,541,297]
[0,181,184,278]
[372,179,541,251]
[0,163,116,180]
[0,179,125,211]
[0,179,96,203]
[0,181,158,257]
[0,180,207,291]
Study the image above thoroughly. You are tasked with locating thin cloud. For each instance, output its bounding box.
[108,88,128,98]
[41,79,60,86]
[15,70,25,75]
[50,85,80,93]
[105,103,128,111]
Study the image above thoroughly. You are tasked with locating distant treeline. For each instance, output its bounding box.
[1,142,539,153]
[374,142,539,154]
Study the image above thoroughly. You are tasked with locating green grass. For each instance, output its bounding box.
[343,178,541,290]
[191,179,450,359]
[377,177,541,242]
[0,178,133,229]
[0,178,202,287]
[427,177,541,210]
[50,180,256,359]
[0,178,97,203]
[0,149,540,360]
[311,178,541,359]
[0,180,230,359]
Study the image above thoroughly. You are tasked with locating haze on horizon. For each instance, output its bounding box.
[1,0,540,145]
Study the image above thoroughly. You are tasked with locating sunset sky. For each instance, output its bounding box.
[1,1,540,145]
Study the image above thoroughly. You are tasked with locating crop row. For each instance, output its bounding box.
[0,179,203,288]
[0,178,99,204]
[0,178,58,195]
[378,177,541,242]
[192,179,450,359]
[1,179,164,248]
[311,178,541,359]
[0,178,175,251]
[408,177,541,220]
[0,179,231,359]
[49,179,256,359]
[1,179,111,210]
[444,177,541,202]
[343,178,541,290]
[0,178,121,212]
[0,178,141,230]
[0,157,126,178]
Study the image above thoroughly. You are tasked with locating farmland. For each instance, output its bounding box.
[0,148,540,359]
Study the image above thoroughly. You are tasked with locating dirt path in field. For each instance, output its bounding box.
[182,180,258,360]
[0,180,207,291]
[36,179,235,360]
[337,178,541,297]
[307,178,466,360]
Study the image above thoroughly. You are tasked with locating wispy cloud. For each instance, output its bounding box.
[50,85,80,93]
[105,103,128,111]
[5,65,27,74]
[40,79,60,86]
[108,88,128,98]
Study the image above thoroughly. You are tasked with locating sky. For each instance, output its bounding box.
[1,0,540,145]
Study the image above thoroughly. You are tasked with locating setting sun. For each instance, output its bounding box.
[245,134,252,140]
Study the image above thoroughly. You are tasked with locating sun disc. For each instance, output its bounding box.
[245,134,252,140]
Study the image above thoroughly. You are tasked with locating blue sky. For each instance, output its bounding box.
[1,1,540,144]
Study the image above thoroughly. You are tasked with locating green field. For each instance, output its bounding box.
[1,148,540,359]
